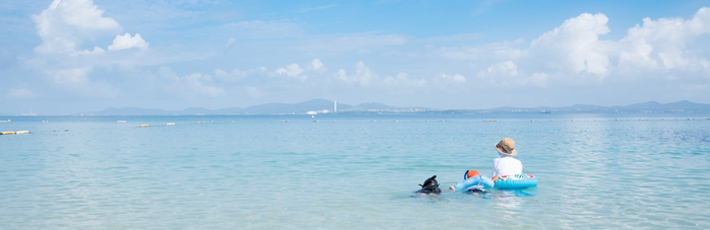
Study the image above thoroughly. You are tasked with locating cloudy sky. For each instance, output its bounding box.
[1,0,709,114]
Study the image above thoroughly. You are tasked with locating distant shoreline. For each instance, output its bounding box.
[2,99,710,116]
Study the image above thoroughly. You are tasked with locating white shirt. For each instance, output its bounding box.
[491,154,523,176]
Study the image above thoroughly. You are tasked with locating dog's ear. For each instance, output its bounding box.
[424,175,437,184]
[420,175,438,188]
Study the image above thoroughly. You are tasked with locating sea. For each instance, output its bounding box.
[1,113,709,229]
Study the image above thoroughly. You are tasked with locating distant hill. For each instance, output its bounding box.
[482,100,710,114]
[89,100,710,115]
[619,100,709,112]
[239,99,350,114]
[97,107,172,115]
[92,99,352,115]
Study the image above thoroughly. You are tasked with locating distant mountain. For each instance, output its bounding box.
[97,107,171,115]
[620,100,708,112]
[89,100,710,115]
[181,107,214,115]
[485,100,710,113]
[352,102,396,111]
[92,99,350,115]
[241,99,349,114]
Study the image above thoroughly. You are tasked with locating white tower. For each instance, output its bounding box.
[334,101,338,113]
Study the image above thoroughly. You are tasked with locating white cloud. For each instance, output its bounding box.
[476,8,710,86]
[618,37,657,71]
[26,0,151,99]
[43,66,119,97]
[183,73,223,97]
[276,63,306,82]
[161,68,224,98]
[311,59,325,71]
[382,73,426,87]
[46,67,92,86]
[75,46,105,56]
[437,73,466,83]
[618,7,710,71]
[6,88,36,98]
[32,0,121,55]
[530,13,611,77]
[108,33,149,51]
[214,68,248,82]
[446,9,710,91]
[438,39,526,61]
[486,61,518,77]
[337,61,374,86]
[246,86,262,98]
[226,38,236,47]
[529,72,549,87]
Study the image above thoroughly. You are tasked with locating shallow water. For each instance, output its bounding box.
[1,114,709,229]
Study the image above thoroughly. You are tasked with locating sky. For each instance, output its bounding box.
[1,0,709,114]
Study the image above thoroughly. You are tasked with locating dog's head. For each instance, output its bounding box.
[418,175,441,194]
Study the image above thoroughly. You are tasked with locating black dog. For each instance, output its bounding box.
[415,175,441,195]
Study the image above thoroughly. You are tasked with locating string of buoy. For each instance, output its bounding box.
[3,116,707,134]
[1,130,30,135]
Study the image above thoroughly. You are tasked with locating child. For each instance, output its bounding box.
[492,138,523,182]
[448,170,494,192]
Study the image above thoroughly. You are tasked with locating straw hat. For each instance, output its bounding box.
[495,138,517,156]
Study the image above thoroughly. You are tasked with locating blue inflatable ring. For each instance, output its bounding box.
[494,174,538,189]
[453,175,495,191]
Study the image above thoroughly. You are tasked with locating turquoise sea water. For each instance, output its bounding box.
[1,113,709,229]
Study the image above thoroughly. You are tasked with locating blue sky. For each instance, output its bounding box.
[1,0,709,114]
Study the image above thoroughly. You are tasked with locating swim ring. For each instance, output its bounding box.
[494,174,537,189]
[453,175,495,191]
